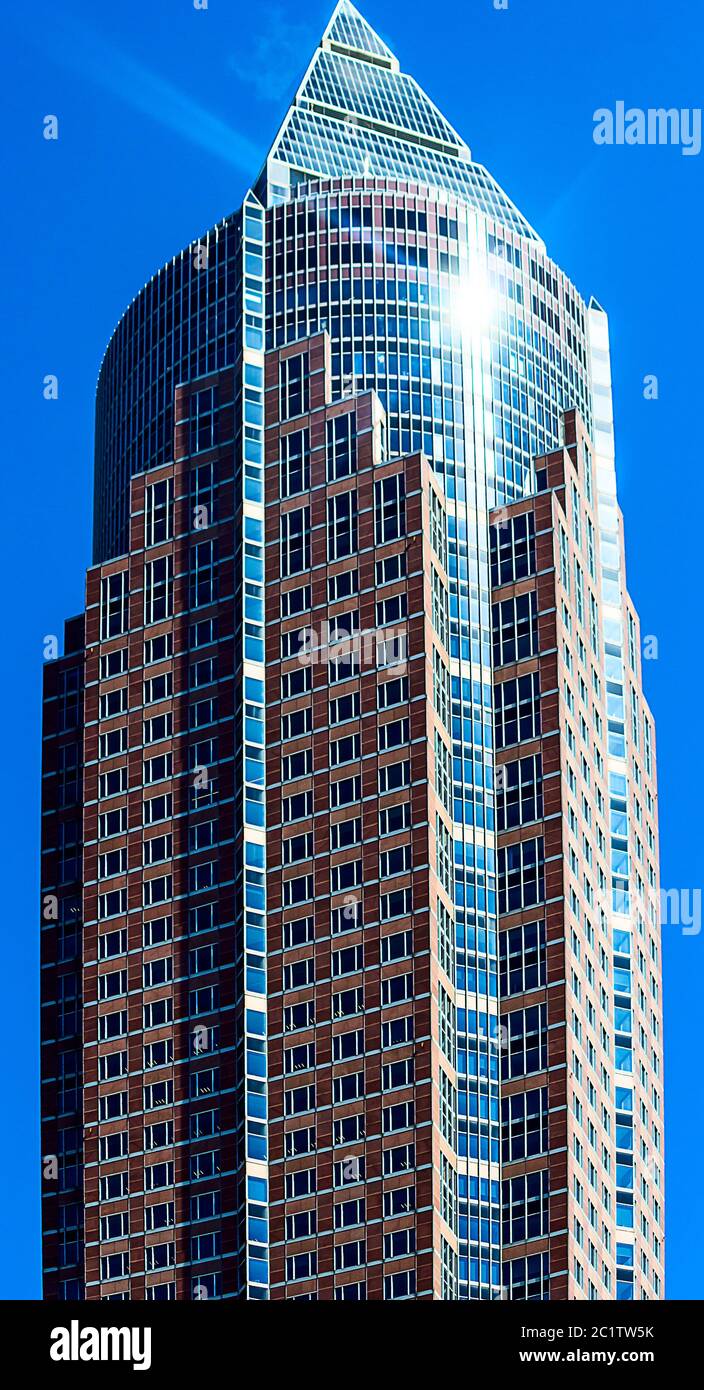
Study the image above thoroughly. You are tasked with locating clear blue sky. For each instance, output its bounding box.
[1,0,702,1299]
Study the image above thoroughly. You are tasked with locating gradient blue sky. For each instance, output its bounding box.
[2,0,702,1300]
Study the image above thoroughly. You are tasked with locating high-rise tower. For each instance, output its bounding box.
[40,2,664,1301]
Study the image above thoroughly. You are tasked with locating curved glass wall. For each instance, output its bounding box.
[94,216,243,564]
[267,177,592,1298]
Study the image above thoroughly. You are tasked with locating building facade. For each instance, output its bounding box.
[40,2,664,1300]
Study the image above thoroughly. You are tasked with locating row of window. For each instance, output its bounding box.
[280,474,405,578]
[279,413,358,497]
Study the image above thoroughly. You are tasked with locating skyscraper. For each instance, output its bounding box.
[40,1,664,1301]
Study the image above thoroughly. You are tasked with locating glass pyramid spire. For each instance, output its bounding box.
[325,0,397,67]
[257,0,540,242]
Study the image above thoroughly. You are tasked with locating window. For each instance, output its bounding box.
[378,718,409,752]
[334,1198,365,1229]
[285,1167,316,1199]
[189,540,217,608]
[59,820,80,883]
[144,713,172,745]
[502,1004,548,1080]
[495,754,543,830]
[281,666,311,699]
[99,1131,128,1160]
[100,648,127,679]
[285,1083,315,1117]
[382,1183,414,1216]
[492,592,538,666]
[99,766,127,800]
[333,987,363,1019]
[188,620,214,652]
[101,1253,129,1282]
[559,524,570,593]
[332,1031,364,1063]
[98,889,127,921]
[145,479,173,547]
[279,352,309,419]
[498,837,545,912]
[327,412,356,480]
[378,760,410,795]
[99,727,127,760]
[280,429,309,497]
[99,687,127,720]
[284,1001,315,1033]
[381,972,413,1011]
[329,692,360,725]
[328,569,358,603]
[144,556,173,625]
[330,818,361,852]
[503,1169,549,1244]
[282,792,313,825]
[283,832,313,865]
[286,1209,317,1240]
[143,997,173,1030]
[98,928,127,959]
[282,749,312,782]
[376,553,405,587]
[145,1201,174,1232]
[283,955,315,991]
[281,584,311,619]
[495,672,541,748]
[190,460,216,528]
[384,1270,416,1300]
[286,1252,317,1282]
[189,386,217,453]
[491,510,535,586]
[142,955,174,998]
[334,1240,365,1271]
[146,1242,176,1272]
[100,572,128,640]
[375,474,405,544]
[330,775,361,808]
[431,566,449,649]
[99,1091,127,1124]
[500,921,546,996]
[144,1079,173,1110]
[434,731,452,815]
[144,794,172,826]
[282,708,312,741]
[382,1099,415,1134]
[144,753,172,785]
[429,488,447,569]
[281,625,310,661]
[330,733,360,766]
[378,676,408,710]
[144,672,172,705]
[433,648,451,730]
[380,848,412,881]
[100,1171,128,1201]
[281,507,310,577]
[331,899,362,934]
[332,943,363,977]
[145,633,173,665]
[327,491,358,561]
[334,1280,366,1301]
[503,1252,550,1301]
[571,481,582,548]
[376,593,407,628]
[502,1088,549,1163]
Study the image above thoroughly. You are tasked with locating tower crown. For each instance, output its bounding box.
[259,0,540,242]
